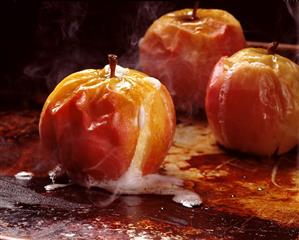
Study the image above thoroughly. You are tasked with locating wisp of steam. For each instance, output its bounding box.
[23,1,89,91]
[30,1,201,208]
[284,0,299,188]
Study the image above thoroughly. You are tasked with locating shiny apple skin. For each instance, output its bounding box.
[39,66,175,183]
[206,48,299,156]
[139,9,246,114]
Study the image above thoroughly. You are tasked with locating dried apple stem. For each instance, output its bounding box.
[108,54,118,78]
[192,0,199,20]
[267,41,279,54]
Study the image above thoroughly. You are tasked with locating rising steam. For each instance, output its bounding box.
[119,1,175,69]
[23,1,89,90]
[23,1,175,91]
[284,0,299,186]
[285,0,299,61]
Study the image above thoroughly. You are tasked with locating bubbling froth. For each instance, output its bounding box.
[83,164,202,208]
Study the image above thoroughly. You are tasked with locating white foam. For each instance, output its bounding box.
[104,64,129,78]
[143,77,161,90]
[172,190,202,208]
[14,171,33,180]
[61,233,76,238]
[64,76,201,207]
[82,79,201,208]
[48,164,65,183]
[84,165,201,208]
[44,183,71,191]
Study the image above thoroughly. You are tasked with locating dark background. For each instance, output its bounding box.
[0,0,298,110]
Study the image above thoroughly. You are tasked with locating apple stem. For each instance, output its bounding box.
[108,54,118,78]
[192,0,199,20]
[267,41,279,54]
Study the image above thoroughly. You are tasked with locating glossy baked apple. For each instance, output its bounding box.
[39,55,176,184]
[139,8,246,114]
[205,46,299,156]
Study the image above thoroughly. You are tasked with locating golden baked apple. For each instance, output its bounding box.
[139,8,246,114]
[205,45,299,156]
[39,55,176,184]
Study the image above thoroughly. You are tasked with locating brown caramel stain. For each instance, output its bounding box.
[163,121,299,228]
[0,110,299,239]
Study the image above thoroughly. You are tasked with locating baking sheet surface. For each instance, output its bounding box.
[0,110,298,240]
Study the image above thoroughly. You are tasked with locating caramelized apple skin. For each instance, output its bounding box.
[139,9,246,113]
[39,67,175,183]
[206,48,299,156]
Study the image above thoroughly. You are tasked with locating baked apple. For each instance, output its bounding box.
[139,7,246,113]
[39,55,176,185]
[205,45,299,156]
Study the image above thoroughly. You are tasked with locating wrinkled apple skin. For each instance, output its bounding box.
[39,66,175,183]
[206,48,299,156]
[139,9,246,114]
